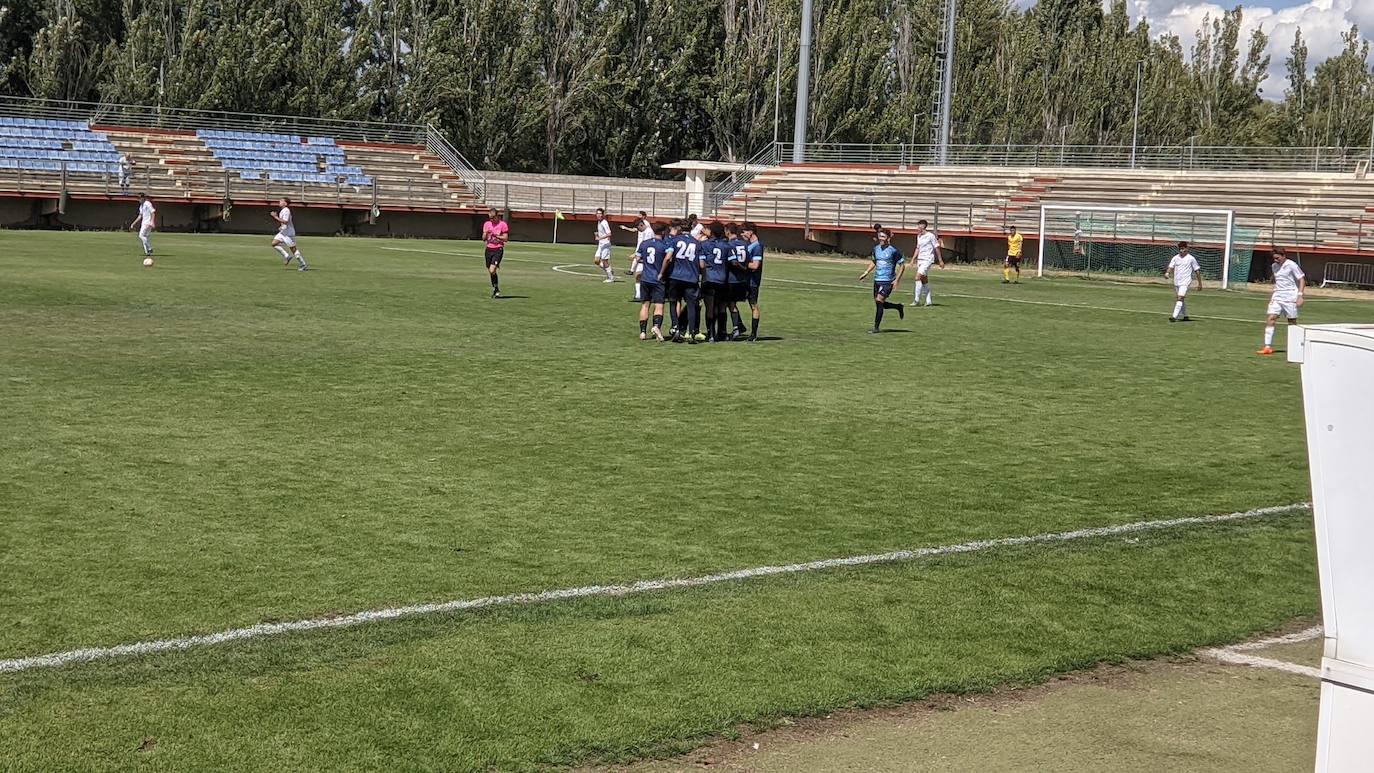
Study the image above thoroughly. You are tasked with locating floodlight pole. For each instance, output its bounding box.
[936,0,957,165]
[791,0,814,163]
[1130,60,1143,169]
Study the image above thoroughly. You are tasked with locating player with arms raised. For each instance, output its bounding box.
[593,208,615,283]
[270,197,308,271]
[1258,247,1305,356]
[913,219,943,306]
[1164,241,1201,322]
[858,228,906,333]
[482,207,509,298]
[129,193,155,258]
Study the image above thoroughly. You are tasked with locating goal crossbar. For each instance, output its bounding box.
[1037,204,1238,289]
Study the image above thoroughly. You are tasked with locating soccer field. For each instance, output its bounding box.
[1,230,1367,770]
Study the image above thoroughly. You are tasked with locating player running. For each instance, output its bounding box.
[482,207,509,298]
[700,222,731,342]
[858,228,906,333]
[634,222,668,341]
[1164,241,1202,322]
[741,221,764,341]
[270,197,308,271]
[1258,247,1305,356]
[662,219,701,343]
[593,208,615,283]
[1003,225,1023,283]
[129,193,155,257]
[913,219,943,306]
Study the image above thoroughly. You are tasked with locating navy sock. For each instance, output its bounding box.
[750,317,759,336]
[875,303,884,327]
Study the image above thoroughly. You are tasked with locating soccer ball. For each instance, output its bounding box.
[142,257,154,268]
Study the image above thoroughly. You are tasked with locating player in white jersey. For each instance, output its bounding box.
[1258,247,1305,356]
[269,196,308,271]
[1164,241,1202,322]
[912,219,944,306]
[128,193,155,257]
[592,207,615,282]
[621,212,651,301]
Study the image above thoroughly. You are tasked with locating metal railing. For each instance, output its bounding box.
[761,142,1373,173]
[488,182,689,219]
[0,95,428,144]
[424,125,485,200]
[706,143,784,213]
[1321,262,1374,288]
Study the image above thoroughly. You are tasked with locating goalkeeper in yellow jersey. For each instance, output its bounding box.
[1003,225,1024,283]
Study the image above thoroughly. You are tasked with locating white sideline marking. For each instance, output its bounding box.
[551,264,608,279]
[1203,625,1324,679]
[0,503,1307,676]
[377,246,551,265]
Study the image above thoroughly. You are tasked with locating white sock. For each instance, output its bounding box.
[294,250,307,267]
[605,265,615,280]
[1172,301,1183,319]
[924,287,933,305]
[140,234,151,254]
[634,281,641,298]
[275,245,291,259]
[1264,325,1275,347]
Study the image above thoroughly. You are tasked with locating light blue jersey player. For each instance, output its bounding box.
[858,229,906,333]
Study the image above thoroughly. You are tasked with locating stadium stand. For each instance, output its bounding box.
[0,99,483,215]
[0,116,122,174]
[715,163,1374,256]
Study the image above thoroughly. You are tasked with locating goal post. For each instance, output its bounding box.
[1036,204,1252,290]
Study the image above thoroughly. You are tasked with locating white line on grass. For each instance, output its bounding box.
[551,264,610,279]
[377,246,552,265]
[1203,625,1324,679]
[0,503,1307,676]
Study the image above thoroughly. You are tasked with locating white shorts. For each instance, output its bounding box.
[139,224,153,238]
[916,259,935,277]
[595,242,611,261]
[1267,298,1299,319]
[1174,283,1191,298]
[274,233,296,248]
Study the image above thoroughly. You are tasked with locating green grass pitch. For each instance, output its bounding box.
[1,229,1368,770]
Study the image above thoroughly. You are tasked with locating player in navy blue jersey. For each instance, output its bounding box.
[858,228,907,332]
[700,221,731,342]
[724,223,750,339]
[662,219,702,343]
[741,222,764,341]
[634,222,669,341]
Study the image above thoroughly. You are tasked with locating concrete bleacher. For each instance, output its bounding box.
[716,163,1374,255]
[0,112,481,214]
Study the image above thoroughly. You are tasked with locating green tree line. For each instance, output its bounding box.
[1,0,1372,177]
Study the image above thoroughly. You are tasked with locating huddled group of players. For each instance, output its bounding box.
[130,194,309,270]
[623,212,764,342]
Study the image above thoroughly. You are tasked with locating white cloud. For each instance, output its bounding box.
[1127,0,1373,99]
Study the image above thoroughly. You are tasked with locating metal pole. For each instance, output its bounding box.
[791,0,814,163]
[1130,61,1143,170]
[773,32,783,145]
[936,0,957,165]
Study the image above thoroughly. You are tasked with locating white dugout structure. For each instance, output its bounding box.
[1289,325,1374,771]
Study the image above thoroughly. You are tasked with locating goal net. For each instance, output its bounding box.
[1037,205,1257,289]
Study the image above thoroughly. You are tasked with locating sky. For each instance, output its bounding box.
[1019,0,1374,99]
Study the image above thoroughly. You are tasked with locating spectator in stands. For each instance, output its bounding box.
[119,155,132,195]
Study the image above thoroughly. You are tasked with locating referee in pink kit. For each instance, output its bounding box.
[482,207,510,298]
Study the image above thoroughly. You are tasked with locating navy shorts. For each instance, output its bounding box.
[641,282,665,303]
[874,281,895,298]
[745,283,761,304]
[667,279,699,303]
[484,246,504,268]
[702,282,727,300]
